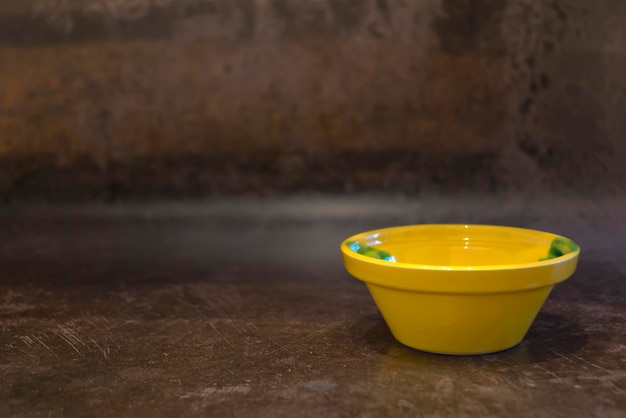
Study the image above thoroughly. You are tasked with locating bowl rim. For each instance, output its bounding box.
[340,223,580,272]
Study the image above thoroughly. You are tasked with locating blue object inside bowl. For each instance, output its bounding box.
[346,240,395,262]
[347,233,579,265]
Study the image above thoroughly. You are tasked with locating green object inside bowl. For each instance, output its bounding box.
[346,241,394,261]
[347,236,578,263]
[539,237,579,261]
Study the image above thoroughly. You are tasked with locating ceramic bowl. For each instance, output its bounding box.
[341,224,580,355]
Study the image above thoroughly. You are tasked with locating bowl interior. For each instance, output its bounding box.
[346,224,578,268]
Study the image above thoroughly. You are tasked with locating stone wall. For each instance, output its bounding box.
[0,0,624,199]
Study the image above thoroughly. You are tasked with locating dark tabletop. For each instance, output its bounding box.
[1,195,625,417]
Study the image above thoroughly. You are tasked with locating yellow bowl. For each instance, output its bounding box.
[341,224,580,355]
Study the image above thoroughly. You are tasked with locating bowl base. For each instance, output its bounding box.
[395,339,523,356]
[367,283,552,356]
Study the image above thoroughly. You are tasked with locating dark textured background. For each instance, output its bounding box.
[0,0,625,200]
[1,3,626,413]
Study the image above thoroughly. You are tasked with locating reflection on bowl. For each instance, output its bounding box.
[341,224,580,355]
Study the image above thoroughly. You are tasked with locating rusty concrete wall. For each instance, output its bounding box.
[0,0,624,200]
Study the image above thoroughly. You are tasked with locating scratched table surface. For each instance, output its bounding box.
[1,195,625,418]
